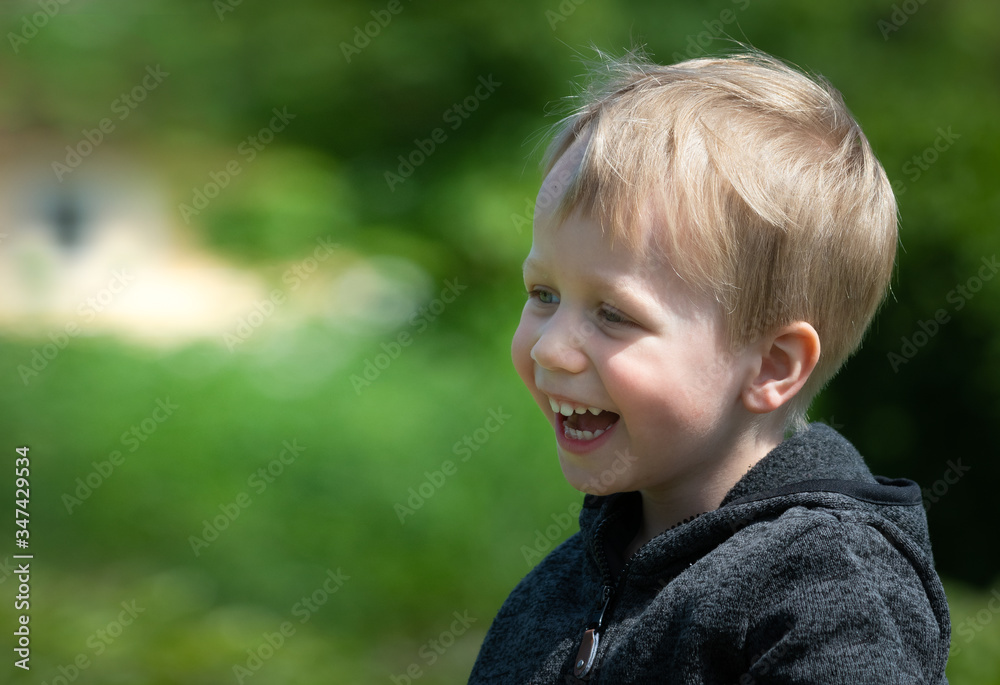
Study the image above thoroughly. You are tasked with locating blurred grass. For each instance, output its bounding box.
[1,310,999,682]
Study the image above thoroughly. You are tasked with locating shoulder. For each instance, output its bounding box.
[656,504,950,641]
[708,504,933,607]
[621,506,950,682]
[469,532,595,682]
[692,506,949,679]
[496,531,590,619]
[728,505,924,576]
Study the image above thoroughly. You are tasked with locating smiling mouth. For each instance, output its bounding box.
[547,398,621,441]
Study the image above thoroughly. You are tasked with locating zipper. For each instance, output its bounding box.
[573,506,702,680]
[572,583,612,678]
[573,513,625,680]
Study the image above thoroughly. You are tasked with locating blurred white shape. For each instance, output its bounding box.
[0,133,431,350]
[325,255,432,335]
[0,138,271,345]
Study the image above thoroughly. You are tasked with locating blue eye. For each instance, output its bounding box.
[529,288,559,305]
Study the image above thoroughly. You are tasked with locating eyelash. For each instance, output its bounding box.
[599,306,635,326]
[527,288,637,328]
[528,287,558,305]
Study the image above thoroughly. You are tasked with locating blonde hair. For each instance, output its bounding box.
[540,48,897,431]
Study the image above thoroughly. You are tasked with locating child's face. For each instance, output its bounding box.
[512,195,752,499]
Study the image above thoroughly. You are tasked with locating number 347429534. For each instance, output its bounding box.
[15,446,30,547]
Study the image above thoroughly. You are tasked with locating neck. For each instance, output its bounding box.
[625,424,781,558]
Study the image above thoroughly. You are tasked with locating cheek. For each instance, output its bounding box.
[603,346,720,426]
[511,310,536,388]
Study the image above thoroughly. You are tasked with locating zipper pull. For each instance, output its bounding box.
[573,586,613,679]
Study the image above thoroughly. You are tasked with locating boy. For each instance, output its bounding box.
[469,50,950,683]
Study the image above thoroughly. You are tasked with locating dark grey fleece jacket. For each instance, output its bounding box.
[468,424,950,684]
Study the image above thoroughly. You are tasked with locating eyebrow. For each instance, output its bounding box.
[521,256,542,276]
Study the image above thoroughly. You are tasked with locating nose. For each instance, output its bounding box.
[529,313,591,374]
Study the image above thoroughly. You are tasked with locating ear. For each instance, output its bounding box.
[741,322,821,414]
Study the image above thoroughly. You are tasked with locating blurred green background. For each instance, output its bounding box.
[0,0,998,682]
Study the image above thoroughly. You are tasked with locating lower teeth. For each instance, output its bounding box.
[564,425,605,441]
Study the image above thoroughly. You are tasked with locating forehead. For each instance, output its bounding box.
[531,135,660,284]
[526,198,718,326]
[528,129,720,317]
[526,206,652,285]
[534,130,590,228]
[524,220,724,343]
[527,206,697,319]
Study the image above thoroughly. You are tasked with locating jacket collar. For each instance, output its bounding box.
[578,423,918,584]
[720,423,877,506]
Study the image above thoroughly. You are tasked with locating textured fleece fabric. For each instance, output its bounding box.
[469,424,951,684]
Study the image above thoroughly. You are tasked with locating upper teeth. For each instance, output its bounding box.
[548,398,604,417]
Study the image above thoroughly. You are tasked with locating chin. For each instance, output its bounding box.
[558,453,631,497]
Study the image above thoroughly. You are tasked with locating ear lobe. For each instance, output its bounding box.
[742,322,821,414]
